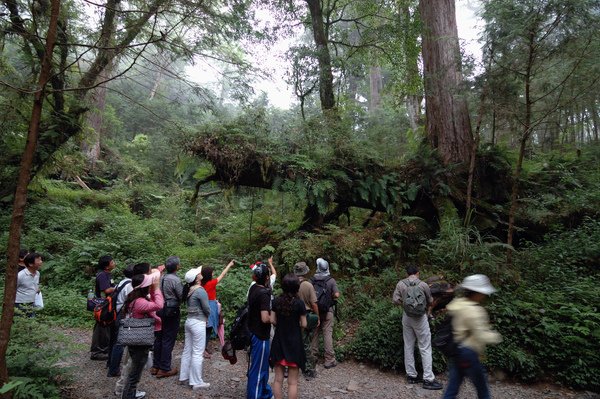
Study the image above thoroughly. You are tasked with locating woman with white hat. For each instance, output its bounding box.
[442,274,502,399]
[179,266,211,390]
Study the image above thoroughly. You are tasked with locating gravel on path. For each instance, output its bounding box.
[59,328,598,399]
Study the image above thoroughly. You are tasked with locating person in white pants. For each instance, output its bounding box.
[180,266,211,390]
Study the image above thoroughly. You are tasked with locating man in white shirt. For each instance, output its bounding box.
[15,252,43,317]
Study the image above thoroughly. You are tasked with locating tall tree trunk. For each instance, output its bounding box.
[419,0,473,165]
[306,0,336,114]
[507,30,535,265]
[369,65,382,112]
[0,0,60,392]
[591,100,599,142]
[402,4,422,131]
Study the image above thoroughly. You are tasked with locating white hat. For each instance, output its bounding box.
[460,274,496,295]
[184,266,203,284]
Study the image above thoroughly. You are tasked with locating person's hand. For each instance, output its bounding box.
[151,271,161,288]
[156,264,165,273]
[227,260,235,268]
[268,256,274,266]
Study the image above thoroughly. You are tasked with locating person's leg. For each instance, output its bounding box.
[247,335,272,399]
[463,347,491,399]
[108,343,125,376]
[303,313,318,377]
[114,347,131,397]
[442,356,464,399]
[322,311,336,367]
[122,345,149,399]
[413,314,434,381]
[310,313,323,363]
[204,326,213,355]
[273,364,284,399]
[402,314,418,378]
[158,313,180,372]
[91,321,110,359]
[152,330,162,370]
[106,322,119,370]
[287,366,299,399]
[179,319,193,383]
[189,320,206,387]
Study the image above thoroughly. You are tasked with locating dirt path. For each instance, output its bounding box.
[59,328,597,399]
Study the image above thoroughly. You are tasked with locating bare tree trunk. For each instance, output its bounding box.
[402,4,422,131]
[419,0,473,165]
[507,30,535,265]
[369,65,382,112]
[0,0,60,392]
[592,100,599,143]
[306,0,336,114]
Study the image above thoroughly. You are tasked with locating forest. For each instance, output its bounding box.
[0,0,599,397]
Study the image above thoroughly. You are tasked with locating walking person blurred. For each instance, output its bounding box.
[179,266,211,390]
[442,274,502,399]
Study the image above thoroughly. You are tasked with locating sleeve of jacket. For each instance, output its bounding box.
[392,280,404,305]
[470,306,502,345]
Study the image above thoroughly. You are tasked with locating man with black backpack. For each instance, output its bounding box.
[310,258,339,370]
[392,264,443,390]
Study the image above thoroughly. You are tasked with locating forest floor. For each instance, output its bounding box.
[59,328,599,399]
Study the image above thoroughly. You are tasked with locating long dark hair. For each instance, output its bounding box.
[200,266,214,286]
[277,273,300,317]
[124,274,150,314]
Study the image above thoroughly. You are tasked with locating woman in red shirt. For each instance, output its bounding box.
[200,260,235,357]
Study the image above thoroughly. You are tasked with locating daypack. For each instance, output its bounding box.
[432,314,459,357]
[402,279,427,317]
[229,303,251,350]
[311,276,333,313]
[93,281,131,326]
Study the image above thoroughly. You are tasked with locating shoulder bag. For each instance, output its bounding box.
[117,299,156,346]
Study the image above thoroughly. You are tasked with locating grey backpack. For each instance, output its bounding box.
[402,279,427,317]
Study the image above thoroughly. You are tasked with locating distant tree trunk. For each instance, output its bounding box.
[402,4,422,131]
[0,0,60,392]
[306,0,336,114]
[507,30,535,265]
[81,61,113,169]
[419,0,473,165]
[592,100,599,142]
[369,65,382,112]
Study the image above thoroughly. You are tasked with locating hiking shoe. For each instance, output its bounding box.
[423,379,443,390]
[135,391,146,399]
[149,367,159,375]
[304,370,317,380]
[323,361,337,369]
[192,382,210,390]
[156,368,179,378]
[406,375,422,384]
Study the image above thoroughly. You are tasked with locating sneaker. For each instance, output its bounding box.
[135,391,146,399]
[406,375,422,384]
[156,368,179,378]
[192,382,210,390]
[423,379,443,390]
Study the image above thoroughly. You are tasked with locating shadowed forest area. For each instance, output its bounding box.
[0,0,599,397]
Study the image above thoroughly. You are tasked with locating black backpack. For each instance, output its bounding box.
[311,276,333,313]
[93,281,131,326]
[432,314,459,357]
[230,303,251,350]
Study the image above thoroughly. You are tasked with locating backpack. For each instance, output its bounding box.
[93,281,131,326]
[311,276,333,314]
[402,279,427,317]
[432,314,459,357]
[229,304,251,350]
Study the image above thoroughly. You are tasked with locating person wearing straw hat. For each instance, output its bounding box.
[442,274,502,399]
[179,266,212,390]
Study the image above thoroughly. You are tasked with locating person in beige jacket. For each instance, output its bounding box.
[442,274,502,399]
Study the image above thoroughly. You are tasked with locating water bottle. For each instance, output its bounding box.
[87,289,94,300]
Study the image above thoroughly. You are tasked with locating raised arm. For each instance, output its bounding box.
[268,256,276,279]
[216,260,235,283]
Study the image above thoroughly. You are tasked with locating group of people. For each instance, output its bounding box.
[87,254,340,399]
[393,264,502,399]
[246,258,340,399]
[89,255,237,399]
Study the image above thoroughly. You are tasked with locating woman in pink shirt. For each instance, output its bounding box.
[121,271,164,399]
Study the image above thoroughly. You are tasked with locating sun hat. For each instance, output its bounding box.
[293,261,309,276]
[315,258,330,276]
[460,274,496,295]
[133,269,160,289]
[184,266,203,284]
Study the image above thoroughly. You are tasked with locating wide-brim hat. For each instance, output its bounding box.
[184,266,203,284]
[134,269,160,289]
[460,274,496,295]
[294,261,309,276]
